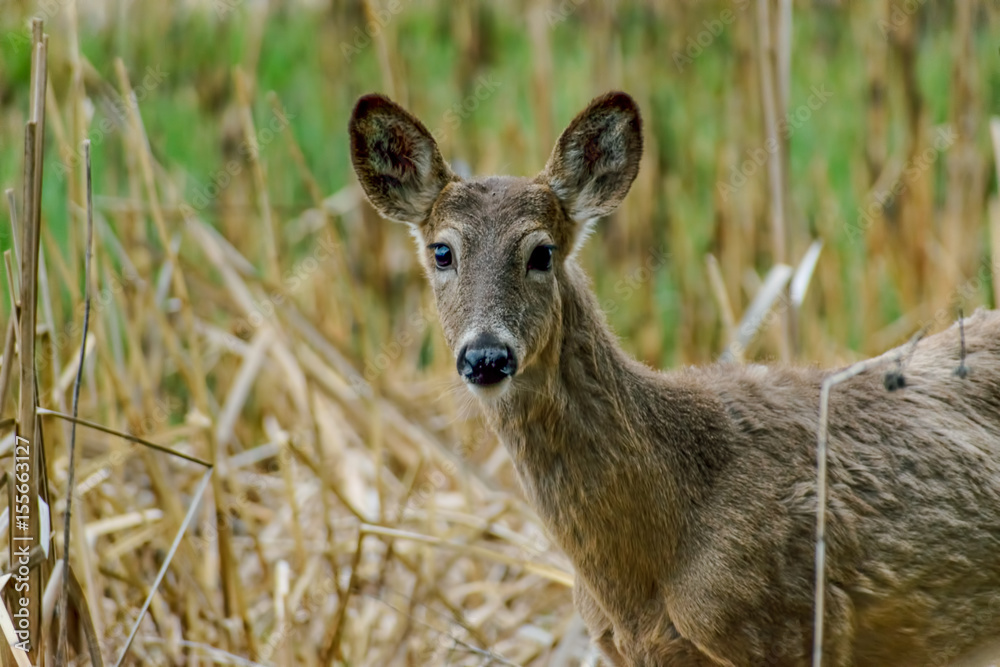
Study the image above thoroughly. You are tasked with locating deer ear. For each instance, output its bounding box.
[540,92,643,223]
[349,94,457,225]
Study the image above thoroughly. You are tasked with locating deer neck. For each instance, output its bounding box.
[483,261,676,490]
[476,261,703,578]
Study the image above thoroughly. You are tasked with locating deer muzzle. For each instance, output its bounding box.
[457,333,518,386]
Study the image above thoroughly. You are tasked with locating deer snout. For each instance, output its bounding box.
[457,334,517,386]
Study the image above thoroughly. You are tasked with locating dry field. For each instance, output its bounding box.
[0,0,997,665]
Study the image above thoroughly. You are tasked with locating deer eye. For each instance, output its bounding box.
[430,244,453,269]
[527,245,554,272]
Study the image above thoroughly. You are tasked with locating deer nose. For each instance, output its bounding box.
[457,335,517,385]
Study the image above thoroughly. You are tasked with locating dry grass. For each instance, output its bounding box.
[2,20,584,665]
[0,1,997,666]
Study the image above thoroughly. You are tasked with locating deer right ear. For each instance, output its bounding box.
[540,91,643,224]
[349,94,457,225]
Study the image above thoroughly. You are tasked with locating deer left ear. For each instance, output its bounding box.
[539,92,643,224]
[349,94,458,226]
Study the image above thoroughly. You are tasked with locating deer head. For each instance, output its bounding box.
[349,92,642,400]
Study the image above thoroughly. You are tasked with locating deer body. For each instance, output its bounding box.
[349,91,1000,666]
[497,267,1000,666]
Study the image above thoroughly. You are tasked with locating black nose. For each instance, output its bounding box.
[457,334,517,385]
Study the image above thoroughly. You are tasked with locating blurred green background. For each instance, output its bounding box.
[2,1,998,372]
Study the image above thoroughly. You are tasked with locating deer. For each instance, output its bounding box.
[348,90,1000,666]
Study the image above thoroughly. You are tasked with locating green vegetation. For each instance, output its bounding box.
[1,3,997,367]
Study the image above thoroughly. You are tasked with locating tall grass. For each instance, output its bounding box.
[0,1,996,664]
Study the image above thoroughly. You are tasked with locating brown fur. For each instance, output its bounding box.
[349,91,1000,666]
